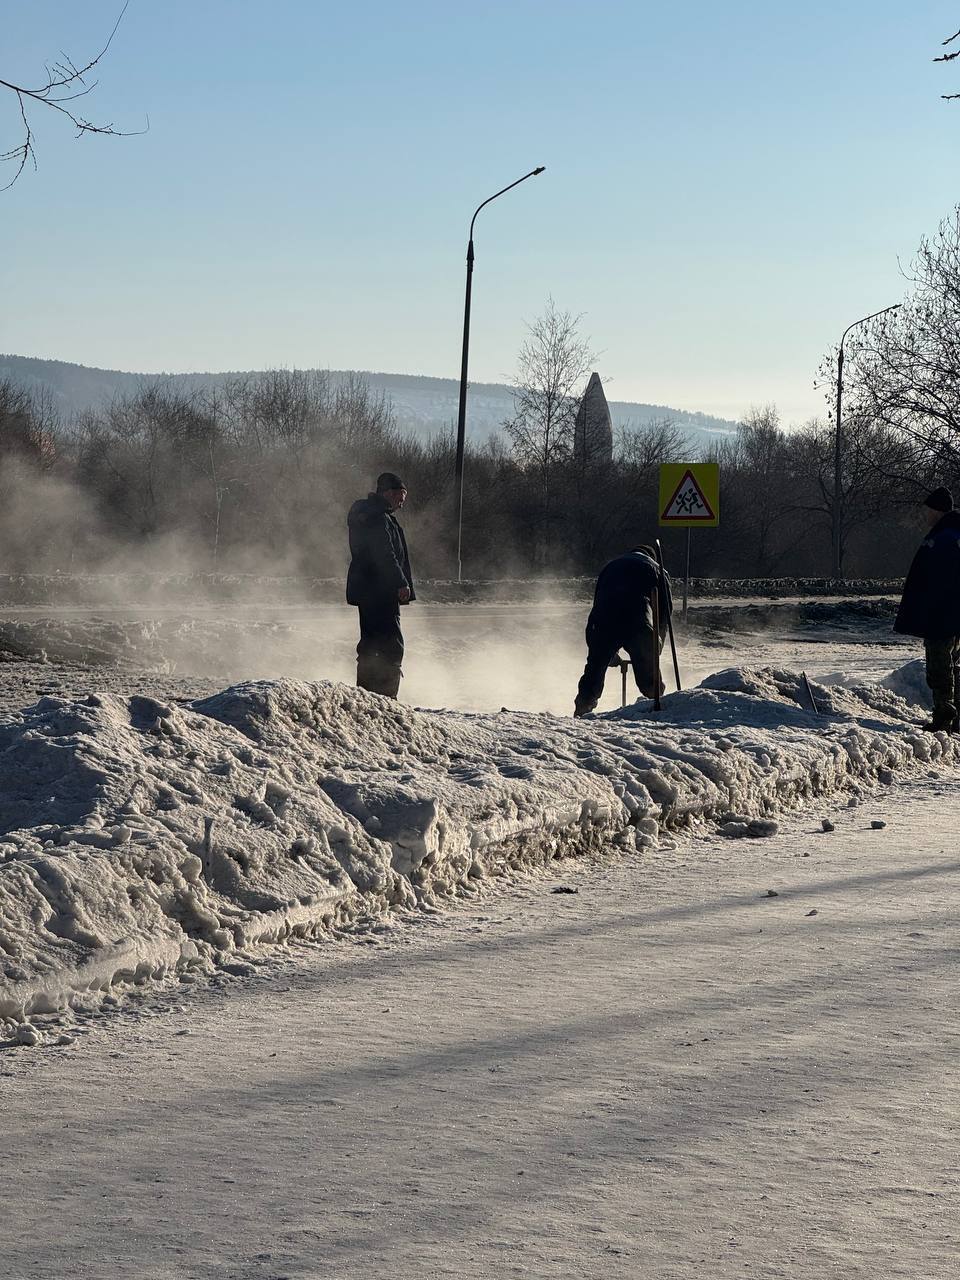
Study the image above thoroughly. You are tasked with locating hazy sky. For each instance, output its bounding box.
[3,1,958,424]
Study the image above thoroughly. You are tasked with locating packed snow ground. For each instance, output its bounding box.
[2,777,958,1279]
[1,653,955,1036]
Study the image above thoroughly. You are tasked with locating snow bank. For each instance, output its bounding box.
[1,664,955,1030]
[879,657,930,709]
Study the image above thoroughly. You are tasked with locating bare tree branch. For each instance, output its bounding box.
[1,1,145,191]
[937,24,960,96]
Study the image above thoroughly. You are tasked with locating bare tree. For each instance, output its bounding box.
[502,300,596,566]
[504,299,595,478]
[832,207,960,469]
[615,418,689,470]
[1,2,141,190]
[0,379,58,468]
[786,416,917,575]
[728,406,791,575]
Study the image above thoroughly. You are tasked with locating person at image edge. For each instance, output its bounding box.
[894,486,960,732]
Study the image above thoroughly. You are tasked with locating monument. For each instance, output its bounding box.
[573,372,613,467]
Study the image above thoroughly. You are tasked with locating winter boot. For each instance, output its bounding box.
[921,716,956,732]
[357,652,402,699]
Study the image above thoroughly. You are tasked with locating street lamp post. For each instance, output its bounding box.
[454,166,545,583]
[832,302,901,578]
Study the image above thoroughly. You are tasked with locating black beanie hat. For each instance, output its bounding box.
[376,472,406,492]
[924,486,953,513]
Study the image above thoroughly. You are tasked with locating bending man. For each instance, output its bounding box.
[574,545,672,717]
[346,472,415,699]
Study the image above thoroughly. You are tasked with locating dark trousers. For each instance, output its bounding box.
[924,636,960,726]
[356,601,404,698]
[575,613,663,715]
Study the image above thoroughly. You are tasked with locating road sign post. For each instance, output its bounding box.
[658,463,720,623]
[654,538,681,691]
[650,586,662,712]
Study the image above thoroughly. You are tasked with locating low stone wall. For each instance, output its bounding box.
[0,573,905,608]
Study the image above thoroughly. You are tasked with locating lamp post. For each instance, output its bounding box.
[832,302,901,578]
[454,166,545,583]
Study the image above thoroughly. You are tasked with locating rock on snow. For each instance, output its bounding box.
[1,664,956,1028]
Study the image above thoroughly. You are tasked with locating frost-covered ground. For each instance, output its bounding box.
[2,776,958,1279]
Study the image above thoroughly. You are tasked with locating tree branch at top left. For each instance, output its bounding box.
[0,1,145,191]
[936,26,960,99]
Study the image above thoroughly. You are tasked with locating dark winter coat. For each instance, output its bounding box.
[346,493,415,607]
[894,510,960,639]
[589,550,672,639]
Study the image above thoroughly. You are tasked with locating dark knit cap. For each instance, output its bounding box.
[376,472,406,492]
[924,486,953,513]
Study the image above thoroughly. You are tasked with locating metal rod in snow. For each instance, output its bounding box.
[654,538,681,691]
[651,588,662,713]
[801,671,821,715]
[683,527,691,623]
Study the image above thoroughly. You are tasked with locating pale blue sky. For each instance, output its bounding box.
[3,0,958,423]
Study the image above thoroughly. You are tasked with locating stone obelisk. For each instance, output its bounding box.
[573,372,613,467]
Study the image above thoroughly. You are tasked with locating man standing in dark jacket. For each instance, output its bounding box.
[574,546,672,717]
[346,472,415,698]
[894,486,960,731]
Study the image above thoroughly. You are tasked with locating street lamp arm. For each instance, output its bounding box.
[468,166,546,241]
[840,302,902,350]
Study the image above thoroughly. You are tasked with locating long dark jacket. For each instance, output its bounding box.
[894,510,960,639]
[589,551,672,641]
[346,493,416,607]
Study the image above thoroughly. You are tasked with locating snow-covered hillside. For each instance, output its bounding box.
[0,355,740,446]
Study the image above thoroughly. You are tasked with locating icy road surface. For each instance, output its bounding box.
[2,778,958,1280]
[0,596,915,716]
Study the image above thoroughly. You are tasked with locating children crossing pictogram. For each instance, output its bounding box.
[660,469,716,522]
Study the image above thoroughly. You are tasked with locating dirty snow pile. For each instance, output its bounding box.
[0,664,955,1031]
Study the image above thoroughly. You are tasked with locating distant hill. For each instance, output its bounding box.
[0,354,739,448]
